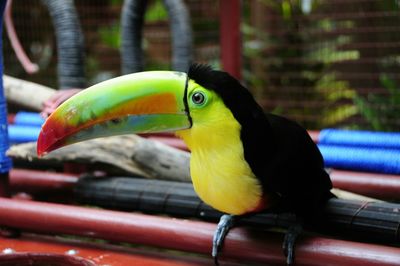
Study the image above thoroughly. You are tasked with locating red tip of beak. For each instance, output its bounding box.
[36,132,63,157]
[36,117,70,157]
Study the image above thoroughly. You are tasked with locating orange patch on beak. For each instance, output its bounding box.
[109,92,180,118]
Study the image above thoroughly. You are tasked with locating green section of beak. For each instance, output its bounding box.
[37,71,190,155]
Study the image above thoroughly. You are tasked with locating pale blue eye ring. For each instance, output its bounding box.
[191,91,207,106]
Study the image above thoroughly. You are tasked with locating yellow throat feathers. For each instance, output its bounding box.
[176,98,263,215]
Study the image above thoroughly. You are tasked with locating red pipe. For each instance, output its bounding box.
[7,113,15,124]
[330,169,400,200]
[146,132,320,151]
[146,136,188,151]
[219,0,242,80]
[0,253,95,266]
[9,169,78,193]
[143,133,188,151]
[308,130,320,143]
[0,174,9,197]
[0,235,211,266]
[0,198,399,265]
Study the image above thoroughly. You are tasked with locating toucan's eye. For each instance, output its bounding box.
[191,91,206,106]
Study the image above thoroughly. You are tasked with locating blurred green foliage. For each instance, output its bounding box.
[145,0,168,22]
[98,23,121,49]
[243,0,359,129]
[350,0,400,131]
[354,74,400,131]
[98,0,168,50]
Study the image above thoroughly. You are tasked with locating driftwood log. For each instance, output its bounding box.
[3,75,57,111]
[7,135,191,182]
[131,136,190,181]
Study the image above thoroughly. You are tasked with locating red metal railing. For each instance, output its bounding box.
[0,198,399,266]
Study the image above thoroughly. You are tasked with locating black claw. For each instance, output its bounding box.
[282,223,303,265]
[212,214,236,265]
[214,255,220,266]
[286,242,294,265]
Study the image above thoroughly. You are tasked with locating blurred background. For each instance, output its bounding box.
[2,0,400,131]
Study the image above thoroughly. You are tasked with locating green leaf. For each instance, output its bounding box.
[321,104,358,127]
[145,0,168,22]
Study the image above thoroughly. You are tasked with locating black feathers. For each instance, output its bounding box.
[188,63,214,86]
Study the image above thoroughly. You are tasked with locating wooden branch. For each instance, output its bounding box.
[7,135,191,182]
[132,137,190,182]
[3,75,56,111]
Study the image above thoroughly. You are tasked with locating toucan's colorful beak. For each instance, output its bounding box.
[37,71,191,156]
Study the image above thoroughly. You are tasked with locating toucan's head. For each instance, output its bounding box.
[37,63,258,156]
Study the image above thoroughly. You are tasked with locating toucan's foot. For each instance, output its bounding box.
[212,214,236,265]
[282,223,303,265]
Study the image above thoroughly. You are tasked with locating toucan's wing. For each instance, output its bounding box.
[243,111,333,217]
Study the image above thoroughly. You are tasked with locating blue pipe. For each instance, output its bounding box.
[8,125,41,144]
[319,144,400,174]
[0,0,13,173]
[14,112,45,127]
[319,129,400,150]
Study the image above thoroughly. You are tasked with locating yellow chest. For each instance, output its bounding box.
[176,112,263,215]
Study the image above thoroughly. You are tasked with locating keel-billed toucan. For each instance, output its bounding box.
[37,64,334,265]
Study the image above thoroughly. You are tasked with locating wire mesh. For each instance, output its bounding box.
[2,0,400,130]
[243,0,400,130]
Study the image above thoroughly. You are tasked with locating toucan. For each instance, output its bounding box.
[37,63,334,265]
